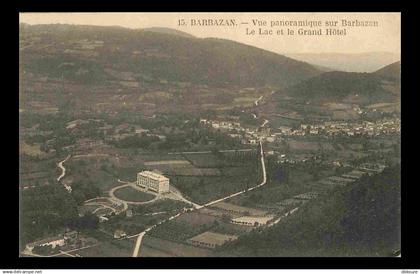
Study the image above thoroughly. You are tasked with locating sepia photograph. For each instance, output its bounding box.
[18,12,401,259]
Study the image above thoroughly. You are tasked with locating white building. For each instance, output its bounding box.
[231,215,275,227]
[26,236,65,251]
[137,171,170,193]
[114,229,127,239]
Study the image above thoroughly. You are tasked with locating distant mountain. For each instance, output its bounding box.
[284,52,400,73]
[285,62,401,104]
[374,61,401,82]
[311,64,335,73]
[142,27,196,39]
[20,24,321,88]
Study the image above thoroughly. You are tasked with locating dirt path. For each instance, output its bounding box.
[57,155,71,182]
[254,95,263,106]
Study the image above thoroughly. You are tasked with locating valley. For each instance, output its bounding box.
[19,23,401,258]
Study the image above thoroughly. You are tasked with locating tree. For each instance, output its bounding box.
[32,245,53,255]
[221,214,231,223]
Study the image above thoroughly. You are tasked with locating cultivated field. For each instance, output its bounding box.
[140,236,213,257]
[183,153,242,168]
[74,238,135,257]
[287,140,321,152]
[175,211,219,227]
[20,142,48,158]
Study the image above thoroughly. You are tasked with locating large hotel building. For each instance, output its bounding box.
[137,171,170,193]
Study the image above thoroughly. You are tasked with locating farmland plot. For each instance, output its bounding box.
[140,236,212,257]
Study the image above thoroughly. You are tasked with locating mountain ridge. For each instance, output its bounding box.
[20,23,321,88]
[282,61,401,105]
[284,52,400,73]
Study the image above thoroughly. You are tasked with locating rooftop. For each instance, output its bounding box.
[138,170,169,181]
[232,215,275,224]
[210,202,266,216]
[27,235,64,247]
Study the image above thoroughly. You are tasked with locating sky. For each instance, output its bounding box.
[20,12,401,55]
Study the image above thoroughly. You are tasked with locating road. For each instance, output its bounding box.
[57,155,71,182]
[131,141,267,257]
[144,211,168,216]
[90,203,118,214]
[21,243,99,257]
[261,119,269,128]
[169,185,201,208]
[84,195,128,213]
[72,154,109,159]
[254,96,263,106]
[168,148,255,155]
[57,155,72,193]
[268,207,299,227]
[83,180,199,217]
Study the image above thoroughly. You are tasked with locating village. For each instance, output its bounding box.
[200,116,400,145]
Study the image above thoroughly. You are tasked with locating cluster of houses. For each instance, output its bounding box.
[230,215,275,227]
[25,231,79,253]
[200,118,276,145]
[281,118,400,138]
[201,116,400,151]
[276,153,313,164]
[61,119,168,152]
[200,119,241,130]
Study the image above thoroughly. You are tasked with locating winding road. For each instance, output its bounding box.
[56,155,72,193]
[57,155,71,182]
[167,148,255,155]
[268,207,299,227]
[131,141,267,257]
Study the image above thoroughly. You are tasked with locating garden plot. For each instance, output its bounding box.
[144,159,221,176]
[186,231,238,249]
[175,211,219,227]
[183,153,241,168]
[75,238,135,257]
[140,236,213,257]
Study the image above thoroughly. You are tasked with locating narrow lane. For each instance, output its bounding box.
[261,119,269,127]
[168,148,255,155]
[254,96,263,106]
[57,155,71,182]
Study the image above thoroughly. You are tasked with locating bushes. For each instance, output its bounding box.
[20,184,79,247]
[132,199,191,215]
[112,135,160,149]
[32,245,54,255]
[67,212,99,230]
[71,180,101,205]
